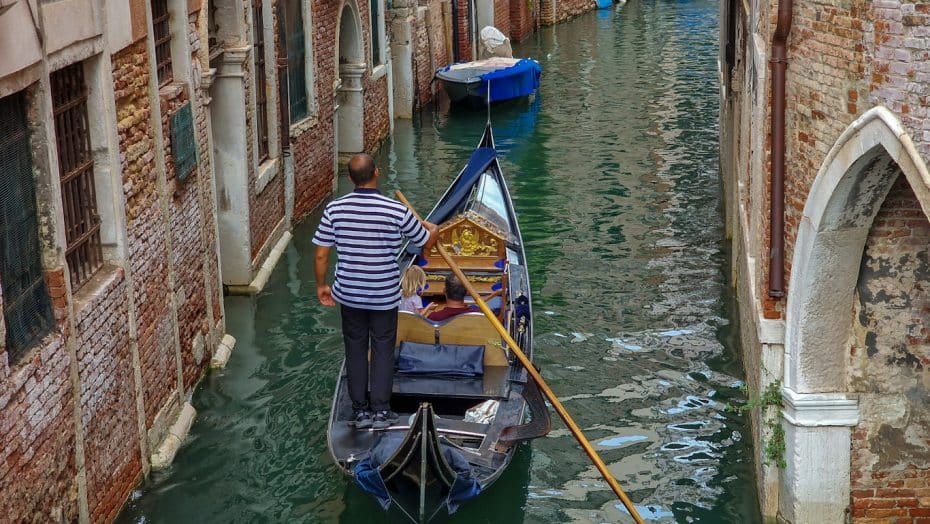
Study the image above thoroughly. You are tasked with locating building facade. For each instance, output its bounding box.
[721,0,930,520]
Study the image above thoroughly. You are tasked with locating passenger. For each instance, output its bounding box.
[427,274,479,321]
[399,266,434,316]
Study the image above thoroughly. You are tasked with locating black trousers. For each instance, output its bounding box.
[340,304,397,412]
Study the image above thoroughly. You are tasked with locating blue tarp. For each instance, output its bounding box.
[476,59,542,103]
[428,146,496,224]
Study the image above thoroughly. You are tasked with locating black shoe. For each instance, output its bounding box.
[352,410,373,429]
[372,410,397,430]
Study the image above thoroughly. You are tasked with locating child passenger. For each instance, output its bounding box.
[399,266,432,315]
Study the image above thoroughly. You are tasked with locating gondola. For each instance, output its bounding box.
[327,123,551,522]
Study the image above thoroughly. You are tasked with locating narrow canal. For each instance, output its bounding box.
[119,1,760,522]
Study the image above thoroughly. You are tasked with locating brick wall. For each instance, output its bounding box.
[849,175,930,522]
[0,336,77,522]
[289,0,392,222]
[494,0,511,38]
[510,0,535,41]
[454,1,473,61]
[73,271,140,523]
[247,0,287,260]
[114,40,178,428]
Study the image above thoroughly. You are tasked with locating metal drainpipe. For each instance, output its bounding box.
[768,0,793,298]
[276,0,291,157]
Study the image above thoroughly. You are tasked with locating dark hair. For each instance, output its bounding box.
[444,274,467,301]
[347,153,377,185]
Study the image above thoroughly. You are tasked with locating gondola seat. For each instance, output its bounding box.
[393,312,511,399]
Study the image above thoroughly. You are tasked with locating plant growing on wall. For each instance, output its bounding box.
[727,380,786,469]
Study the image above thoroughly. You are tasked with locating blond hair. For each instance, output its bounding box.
[401,266,427,298]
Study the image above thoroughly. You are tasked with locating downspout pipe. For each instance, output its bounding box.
[768,0,793,298]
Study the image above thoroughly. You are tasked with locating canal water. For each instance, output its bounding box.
[119,1,760,522]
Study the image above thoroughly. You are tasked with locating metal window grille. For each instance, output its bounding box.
[285,0,308,121]
[152,0,173,85]
[51,63,104,290]
[370,0,381,66]
[253,0,270,162]
[0,93,55,363]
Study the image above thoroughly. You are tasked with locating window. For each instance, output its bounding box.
[252,0,269,161]
[285,0,308,121]
[152,0,173,85]
[51,63,104,290]
[370,0,382,66]
[0,93,55,363]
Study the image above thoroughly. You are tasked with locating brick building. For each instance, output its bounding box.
[721,0,930,520]
[0,0,224,521]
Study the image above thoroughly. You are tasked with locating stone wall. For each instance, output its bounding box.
[849,175,930,521]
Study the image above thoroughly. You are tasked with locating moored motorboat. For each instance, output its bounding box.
[326,123,550,522]
[435,57,542,107]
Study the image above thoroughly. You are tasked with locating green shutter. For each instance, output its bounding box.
[170,102,198,181]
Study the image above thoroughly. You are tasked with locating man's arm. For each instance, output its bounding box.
[314,245,335,306]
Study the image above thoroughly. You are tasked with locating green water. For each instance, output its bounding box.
[119,2,759,522]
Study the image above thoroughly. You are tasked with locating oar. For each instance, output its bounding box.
[396,191,645,524]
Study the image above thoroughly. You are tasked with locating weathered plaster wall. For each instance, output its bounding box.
[849,174,930,521]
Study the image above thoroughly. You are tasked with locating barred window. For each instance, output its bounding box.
[370,0,382,66]
[152,0,173,85]
[285,0,308,121]
[253,0,270,162]
[0,93,55,363]
[51,63,104,290]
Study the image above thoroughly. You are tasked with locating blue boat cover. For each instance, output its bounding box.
[354,432,482,513]
[476,59,542,103]
[596,0,612,8]
[428,146,496,224]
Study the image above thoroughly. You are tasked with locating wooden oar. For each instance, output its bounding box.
[396,191,645,524]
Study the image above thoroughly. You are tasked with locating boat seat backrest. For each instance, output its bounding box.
[396,311,509,367]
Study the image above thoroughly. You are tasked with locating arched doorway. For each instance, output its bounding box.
[781,107,930,522]
[335,1,365,154]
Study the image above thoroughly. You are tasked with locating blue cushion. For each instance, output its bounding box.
[396,342,485,377]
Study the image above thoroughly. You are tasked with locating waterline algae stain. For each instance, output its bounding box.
[119,2,760,522]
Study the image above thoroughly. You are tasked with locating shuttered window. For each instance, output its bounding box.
[152,0,173,85]
[253,0,270,161]
[0,93,55,363]
[286,0,308,121]
[51,63,104,290]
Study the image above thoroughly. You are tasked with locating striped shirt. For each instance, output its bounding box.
[312,188,429,310]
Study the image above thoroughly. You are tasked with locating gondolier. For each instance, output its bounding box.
[313,153,438,430]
